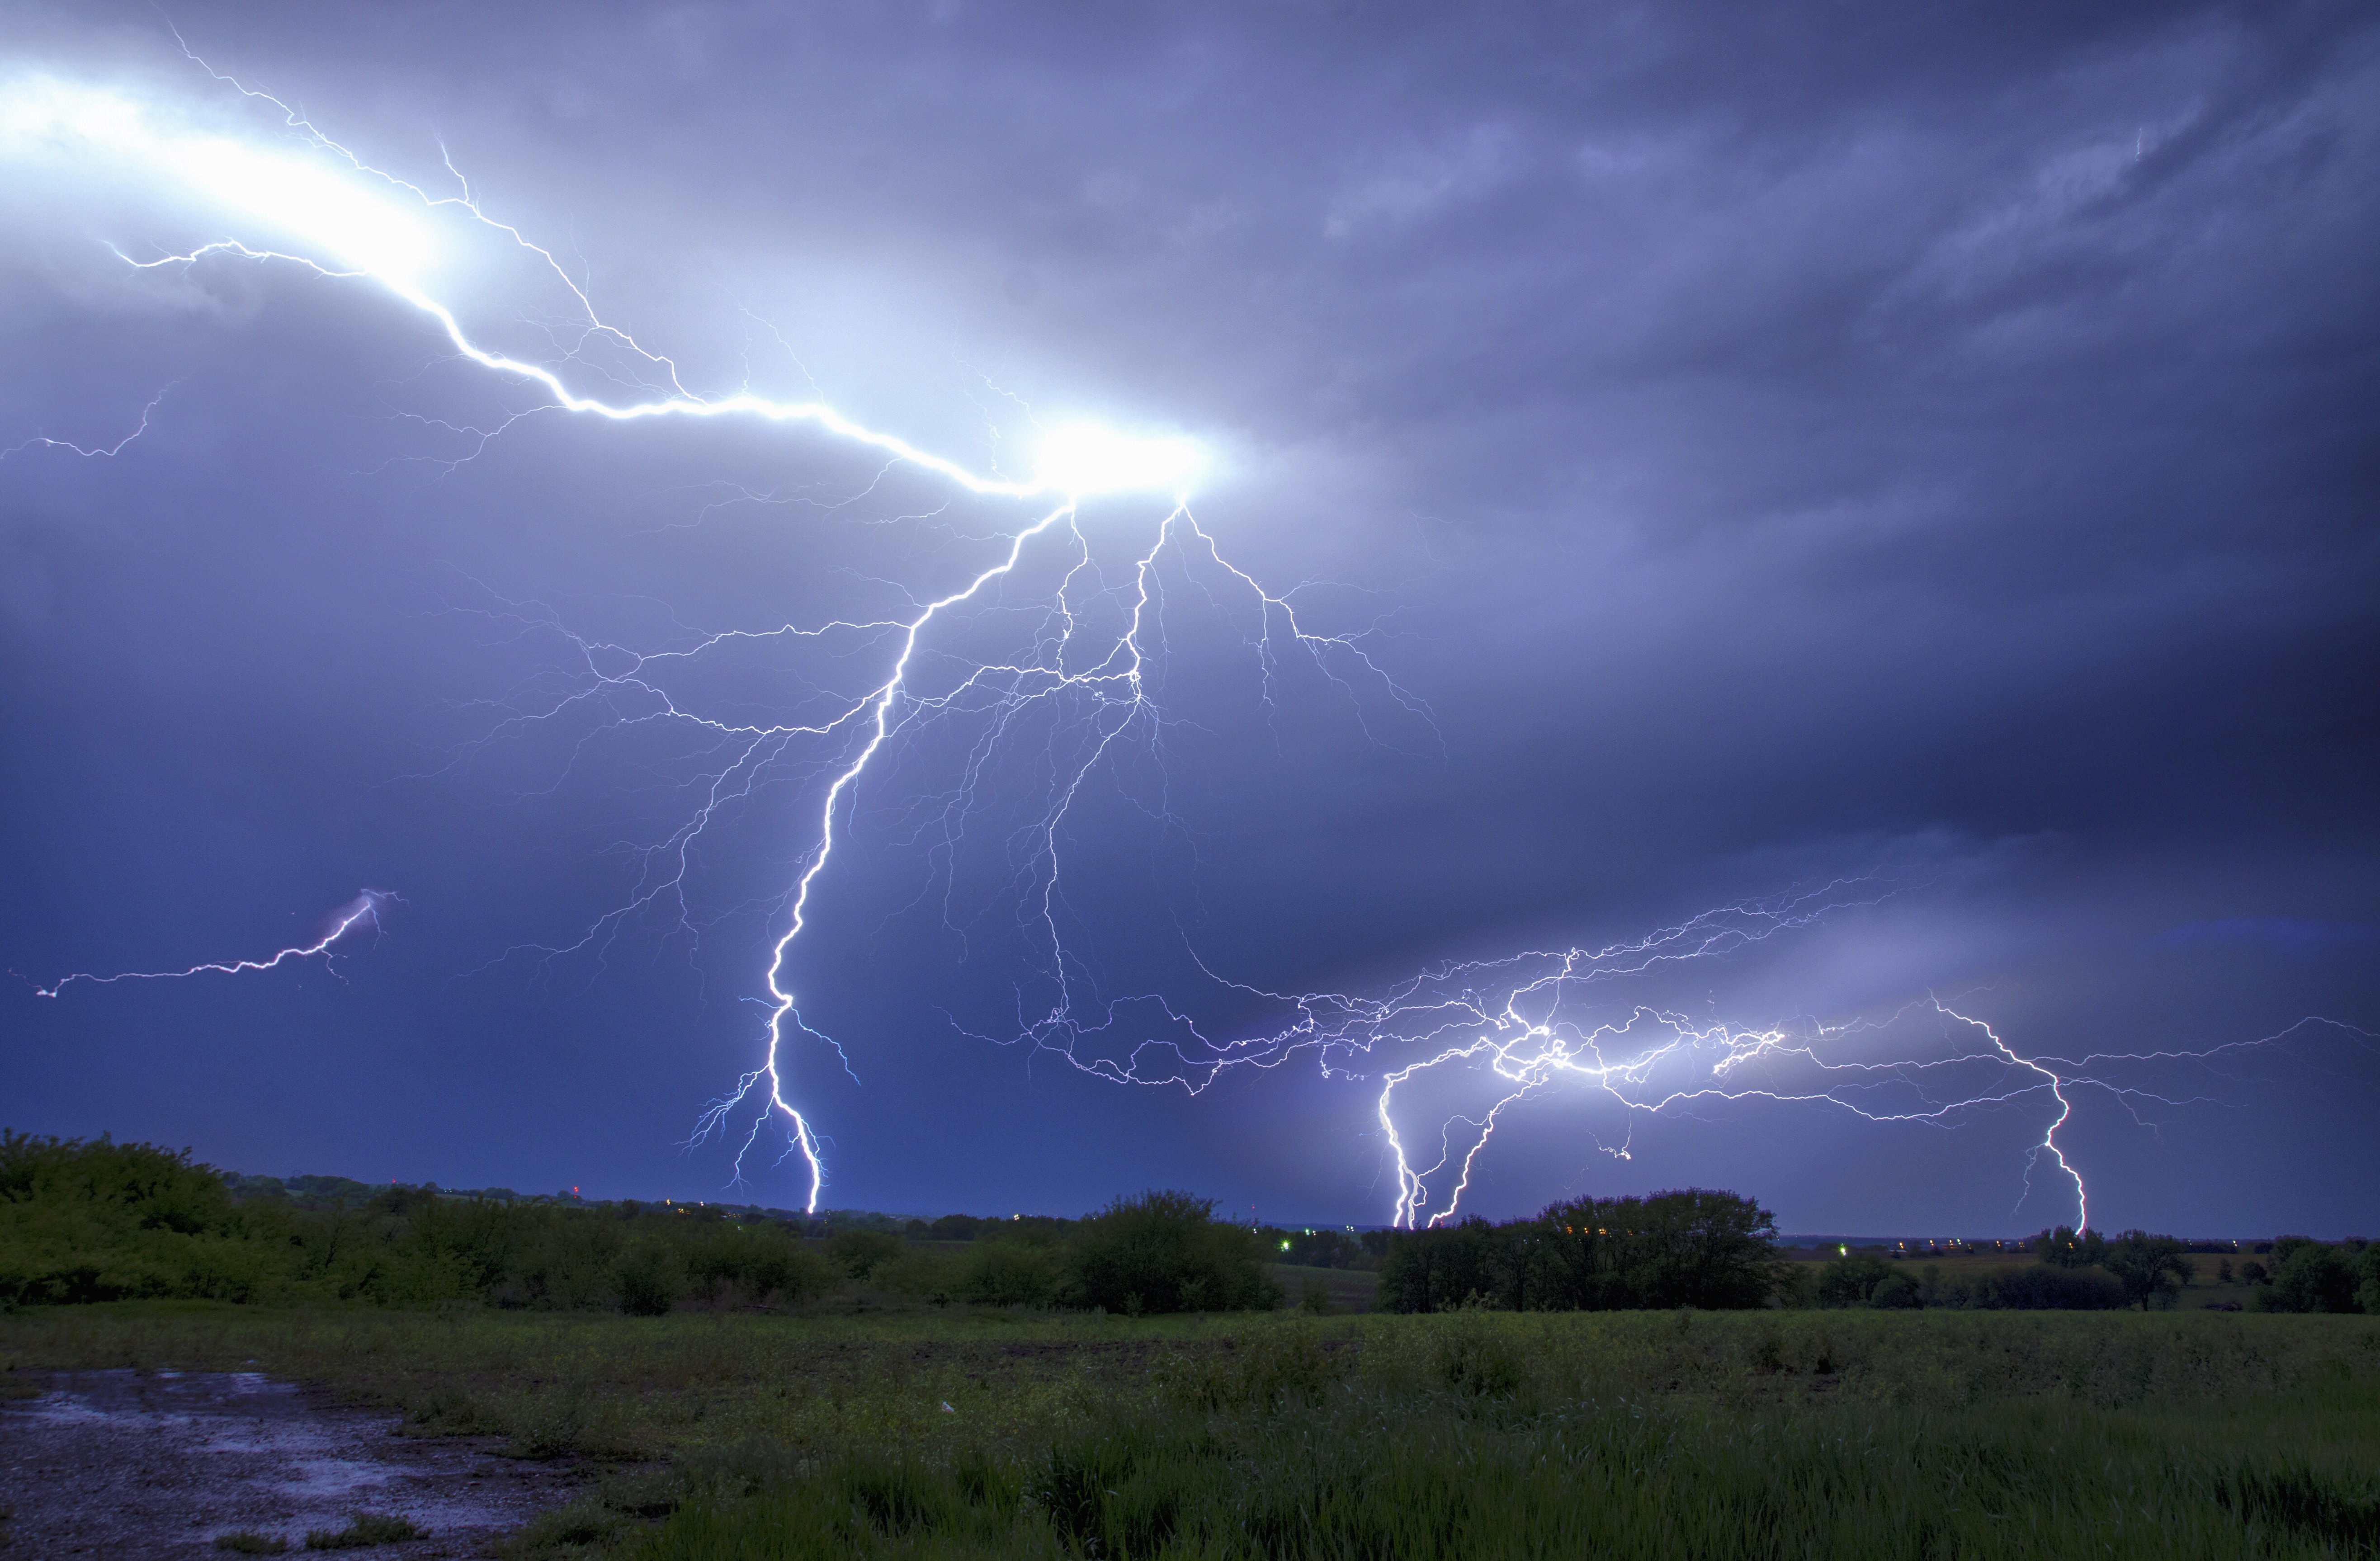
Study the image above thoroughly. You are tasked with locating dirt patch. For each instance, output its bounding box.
[0,1369,585,1558]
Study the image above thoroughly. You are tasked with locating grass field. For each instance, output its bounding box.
[5,1299,2375,1558]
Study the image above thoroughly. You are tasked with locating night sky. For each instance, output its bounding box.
[4,2,2375,1236]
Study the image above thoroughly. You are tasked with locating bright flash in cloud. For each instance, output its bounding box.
[1033,424,1207,496]
[1,75,435,287]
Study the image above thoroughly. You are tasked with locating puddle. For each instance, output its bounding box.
[0,1369,587,1558]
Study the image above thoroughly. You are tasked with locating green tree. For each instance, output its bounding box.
[2101,1230,2189,1310]
[1815,1254,1895,1307]
[1867,1272,1922,1309]
[2035,1225,2106,1268]
[2265,1242,2359,1314]
[1063,1190,1281,1315]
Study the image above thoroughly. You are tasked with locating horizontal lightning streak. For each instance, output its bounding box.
[31,891,393,998]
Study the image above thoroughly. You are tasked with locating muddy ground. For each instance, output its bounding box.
[0,1369,585,1558]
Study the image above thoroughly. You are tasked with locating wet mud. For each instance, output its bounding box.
[0,1370,585,1558]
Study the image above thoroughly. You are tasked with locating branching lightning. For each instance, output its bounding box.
[7,60,2365,1227]
[0,385,173,460]
[29,891,392,998]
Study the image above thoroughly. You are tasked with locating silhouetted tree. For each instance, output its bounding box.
[2102,1231,2189,1310]
[1379,1189,1780,1312]
[2035,1226,2106,1268]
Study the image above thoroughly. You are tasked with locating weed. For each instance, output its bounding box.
[495,1500,626,1556]
[301,1512,422,1549]
[213,1533,289,1555]
[1431,1316,1525,1397]
[402,1386,503,1436]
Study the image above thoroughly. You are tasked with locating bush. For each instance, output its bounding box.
[1064,1191,1282,1315]
[684,1227,831,1306]
[828,1228,904,1281]
[961,1238,1063,1307]
[615,1243,687,1316]
[0,1131,284,1306]
[302,1513,422,1550]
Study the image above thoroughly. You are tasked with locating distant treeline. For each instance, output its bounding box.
[1357,1200,2380,1315]
[0,1132,1280,1316]
[13,1131,2375,1318]
[1374,1190,1786,1312]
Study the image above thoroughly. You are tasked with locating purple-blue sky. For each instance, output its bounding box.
[3,2,2375,1234]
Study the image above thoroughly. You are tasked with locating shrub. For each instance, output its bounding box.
[302,1513,422,1550]
[615,1243,687,1316]
[960,1239,1062,1307]
[828,1228,904,1281]
[869,1248,963,1305]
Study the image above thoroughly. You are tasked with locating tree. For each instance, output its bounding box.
[2266,1243,2359,1314]
[1378,1189,1781,1313]
[2035,1226,2106,1269]
[1867,1273,1922,1309]
[1062,1190,1281,1315]
[1815,1253,1895,1307]
[2101,1231,2189,1310]
[1375,1218,1507,1313]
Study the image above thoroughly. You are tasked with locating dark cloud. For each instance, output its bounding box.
[3,1,2374,1231]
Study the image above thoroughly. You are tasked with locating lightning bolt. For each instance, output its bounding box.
[29,891,393,998]
[0,385,174,460]
[8,61,2367,1228]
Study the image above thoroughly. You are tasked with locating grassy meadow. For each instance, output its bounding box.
[8,1136,2374,1556]
[5,1299,2375,1559]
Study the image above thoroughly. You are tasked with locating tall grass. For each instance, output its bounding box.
[627,1316,2380,1559]
[8,1304,2375,1558]
[630,1381,2379,1560]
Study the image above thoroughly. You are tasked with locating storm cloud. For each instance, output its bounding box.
[3,2,2374,1232]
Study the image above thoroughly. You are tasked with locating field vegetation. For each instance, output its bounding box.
[5,1131,2378,1557]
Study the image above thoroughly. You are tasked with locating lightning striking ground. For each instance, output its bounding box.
[6,61,2363,1228]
